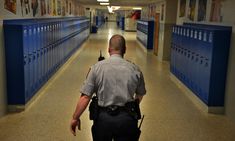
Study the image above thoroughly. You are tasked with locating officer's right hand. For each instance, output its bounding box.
[70,118,81,136]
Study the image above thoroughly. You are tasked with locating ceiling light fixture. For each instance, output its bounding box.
[100,2,109,5]
[97,0,109,2]
[107,6,120,13]
[107,6,113,13]
[132,7,142,10]
[112,6,120,11]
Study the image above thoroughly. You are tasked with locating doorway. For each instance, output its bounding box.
[154,13,160,56]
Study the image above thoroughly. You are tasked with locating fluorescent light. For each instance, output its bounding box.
[107,6,113,13]
[133,7,142,10]
[112,6,120,11]
[97,0,109,2]
[107,6,120,13]
[100,3,109,5]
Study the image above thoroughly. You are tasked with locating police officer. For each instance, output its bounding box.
[70,34,146,141]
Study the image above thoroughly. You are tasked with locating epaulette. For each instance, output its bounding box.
[126,59,136,65]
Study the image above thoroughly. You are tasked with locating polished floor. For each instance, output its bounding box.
[0,22,235,141]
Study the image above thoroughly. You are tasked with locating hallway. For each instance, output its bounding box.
[0,22,235,141]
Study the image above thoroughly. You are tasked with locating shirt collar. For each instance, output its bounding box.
[110,54,123,59]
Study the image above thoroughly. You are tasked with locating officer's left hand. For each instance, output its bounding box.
[70,119,81,136]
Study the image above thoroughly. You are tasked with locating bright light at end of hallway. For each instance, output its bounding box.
[107,6,120,13]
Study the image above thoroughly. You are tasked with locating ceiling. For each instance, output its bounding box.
[77,0,164,7]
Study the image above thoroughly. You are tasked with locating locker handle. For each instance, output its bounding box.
[200,60,203,64]
[191,56,194,60]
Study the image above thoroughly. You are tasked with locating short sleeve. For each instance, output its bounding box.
[80,67,96,97]
[136,71,146,96]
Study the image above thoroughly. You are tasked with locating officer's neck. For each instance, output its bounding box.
[109,52,124,58]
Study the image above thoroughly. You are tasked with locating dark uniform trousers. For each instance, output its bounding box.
[92,111,139,141]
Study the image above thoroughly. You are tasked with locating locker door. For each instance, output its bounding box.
[185,27,191,87]
[170,26,175,74]
[32,24,37,95]
[23,25,30,101]
[201,30,213,104]
[196,29,204,99]
[181,27,187,84]
[194,28,200,96]
[28,25,34,96]
[35,25,40,90]
[40,24,44,85]
[189,28,195,91]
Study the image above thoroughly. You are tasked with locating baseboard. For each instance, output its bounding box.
[170,73,224,114]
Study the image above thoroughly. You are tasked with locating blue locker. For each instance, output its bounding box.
[23,25,30,101]
[27,24,35,96]
[171,23,232,107]
[39,24,44,85]
[4,17,90,107]
[136,20,154,49]
[32,24,38,95]
[41,24,46,82]
[35,24,41,90]
[4,20,28,104]
[184,27,191,87]
[170,26,175,73]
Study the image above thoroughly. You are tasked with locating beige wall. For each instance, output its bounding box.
[157,0,178,61]
[156,2,166,61]
[222,0,235,123]
[0,20,7,117]
[0,0,7,117]
[176,0,235,122]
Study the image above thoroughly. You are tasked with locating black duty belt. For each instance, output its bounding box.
[99,105,126,116]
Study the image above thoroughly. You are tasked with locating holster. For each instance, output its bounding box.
[125,99,141,120]
[89,96,99,120]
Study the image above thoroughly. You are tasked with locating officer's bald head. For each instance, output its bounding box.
[109,34,126,56]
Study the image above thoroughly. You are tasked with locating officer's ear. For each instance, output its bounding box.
[122,46,126,54]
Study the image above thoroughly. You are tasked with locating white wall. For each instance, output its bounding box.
[176,0,235,122]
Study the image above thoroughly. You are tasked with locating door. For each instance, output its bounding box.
[154,13,160,56]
